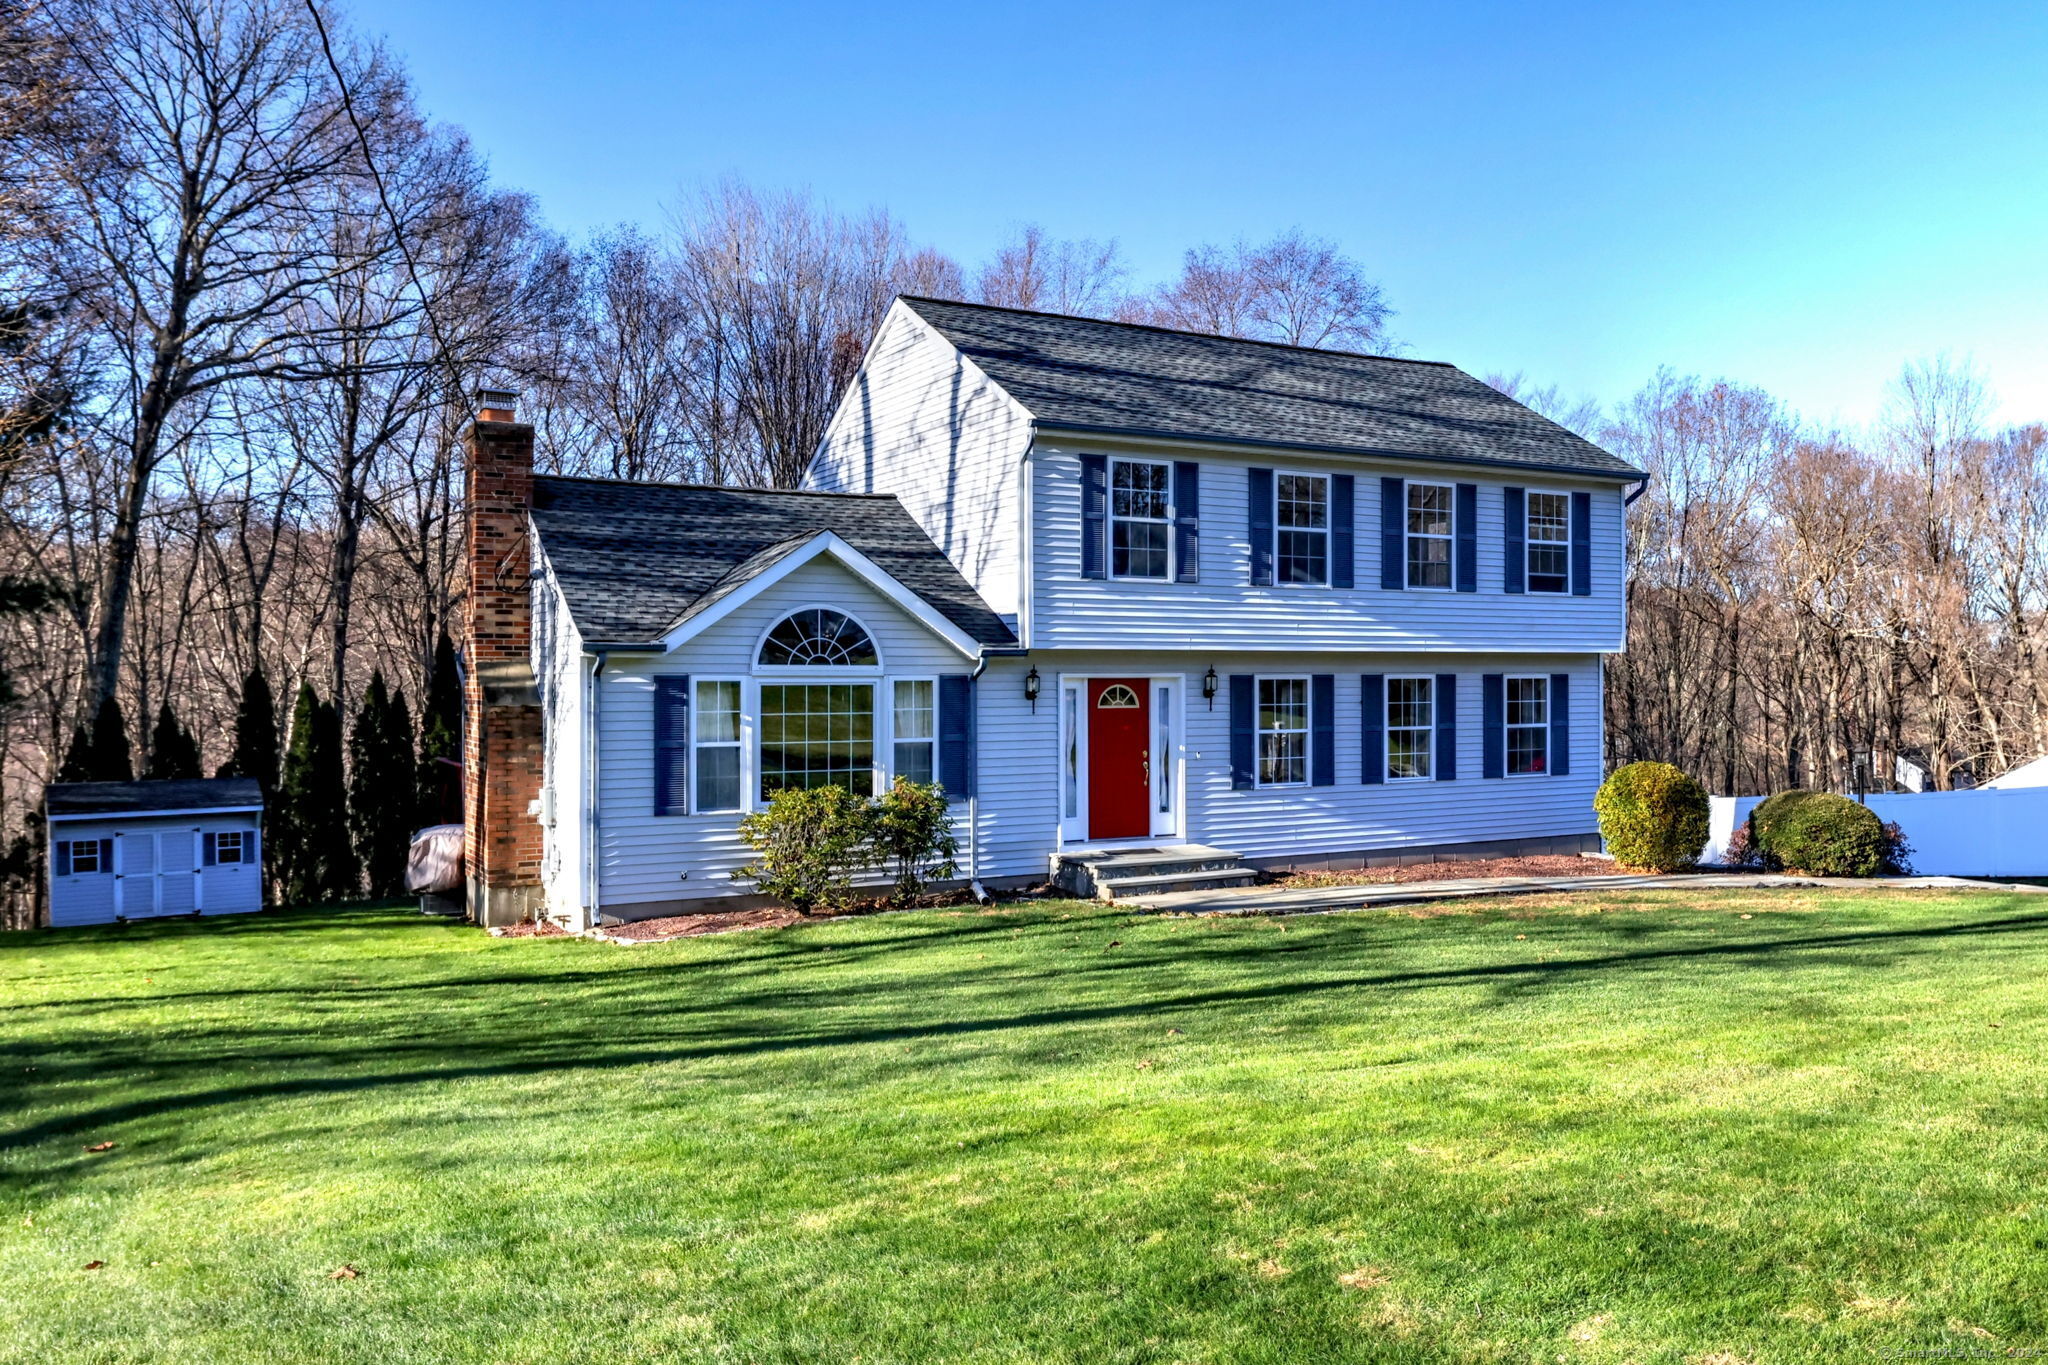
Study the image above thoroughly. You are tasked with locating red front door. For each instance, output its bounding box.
[1087,678,1151,840]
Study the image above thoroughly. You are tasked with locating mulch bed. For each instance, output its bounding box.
[1273,854,1685,888]
[487,919,571,938]
[597,887,994,943]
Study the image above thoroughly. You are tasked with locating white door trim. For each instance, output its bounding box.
[1056,672,1187,849]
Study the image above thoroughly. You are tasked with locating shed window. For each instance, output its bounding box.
[1526,492,1570,593]
[1407,482,1454,588]
[1256,677,1310,786]
[58,838,110,875]
[213,831,246,865]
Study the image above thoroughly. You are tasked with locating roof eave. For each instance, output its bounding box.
[1028,421,1647,482]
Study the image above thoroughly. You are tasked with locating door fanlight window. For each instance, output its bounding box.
[1097,684,1141,708]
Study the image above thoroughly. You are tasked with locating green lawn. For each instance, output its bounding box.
[3,890,2046,1364]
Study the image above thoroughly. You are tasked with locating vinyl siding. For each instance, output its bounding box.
[1029,439,1628,652]
[805,302,1034,621]
[593,555,977,912]
[531,542,589,919]
[47,813,263,927]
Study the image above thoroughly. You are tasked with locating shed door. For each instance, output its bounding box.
[115,833,173,919]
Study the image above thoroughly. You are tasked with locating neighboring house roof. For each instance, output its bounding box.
[897,296,1645,481]
[529,477,1018,649]
[46,778,263,819]
[1983,755,2048,789]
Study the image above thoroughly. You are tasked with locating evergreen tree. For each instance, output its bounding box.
[277,682,350,904]
[217,668,280,793]
[416,629,461,827]
[143,701,202,780]
[57,697,133,783]
[349,672,415,897]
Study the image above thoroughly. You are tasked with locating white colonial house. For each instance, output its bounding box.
[458,300,1644,928]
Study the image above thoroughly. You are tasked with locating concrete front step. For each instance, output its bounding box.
[1056,843,1252,900]
[1096,867,1261,900]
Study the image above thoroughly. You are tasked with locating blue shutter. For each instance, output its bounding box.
[939,673,976,800]
[202,831,218,867]
[1247,468,1274,586]
[1359,674,1385,785]
[1079,454,1107,580]
[1550,673,1571,776]
[1330,475,1355,589]
[1482,674,1505,779]
[1229,674,1255,789]
[1379,476,1404,589]
[653,676,689,816]
[1502,487,1525,594]
[1435,673,1458,781]
[54,840,70,877]
[1311,674,1336,786]
[1455,482,1479,592]
[1173,461,1200,583]
[1570,491,1593,596]
[100,838,114,872]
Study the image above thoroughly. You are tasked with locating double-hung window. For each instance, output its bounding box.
[213,831,246,864]
[1407,482,1454,588]
[1110,459,1171,579]
[1526,492,1570,593]
[58,838,106,874]
[1506,676,1549,775]
[694,679,743,812]
[1256,677,1310,786]
[1387,677,1434,780]
[1276,473,1330,585]
[892,679,935,784]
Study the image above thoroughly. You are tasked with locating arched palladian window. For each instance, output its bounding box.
[758,608,878,668]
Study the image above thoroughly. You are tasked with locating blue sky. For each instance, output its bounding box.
[349,0,2048,429]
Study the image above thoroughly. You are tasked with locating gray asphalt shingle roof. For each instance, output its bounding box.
[899,297,1644,480]
[46,778,263,817]
[529,477,1017,649]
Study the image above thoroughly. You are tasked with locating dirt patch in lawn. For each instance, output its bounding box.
[488,919,571,938]
[1273,855,1693,888]
[598,907,810,941]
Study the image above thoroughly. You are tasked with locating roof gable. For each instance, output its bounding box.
[897,296,1643,480]
[529,478,1016,650]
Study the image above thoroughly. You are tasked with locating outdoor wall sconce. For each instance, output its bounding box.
[1024,666,1041,712]
[1203,666,1219,709]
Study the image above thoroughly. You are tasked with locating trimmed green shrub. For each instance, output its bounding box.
[870,778,959,903]
[1768,793,1891,877]
[1749,789,1824,865]
[1593,761,1711,872]
[735,785,875,913]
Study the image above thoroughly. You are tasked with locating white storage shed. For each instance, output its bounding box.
[45,778,264,927]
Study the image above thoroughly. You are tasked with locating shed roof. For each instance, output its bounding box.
[897,296,1644,480]
[529,477,1017,649]
[46,778,264,818]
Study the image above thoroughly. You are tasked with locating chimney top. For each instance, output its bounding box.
[475,387,519,423]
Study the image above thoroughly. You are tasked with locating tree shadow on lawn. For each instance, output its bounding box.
[7,907,2045,1153]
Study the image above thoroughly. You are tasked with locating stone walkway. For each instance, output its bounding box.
[1123,871,2048,916]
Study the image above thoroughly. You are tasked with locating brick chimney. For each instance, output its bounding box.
[462,388,545,927]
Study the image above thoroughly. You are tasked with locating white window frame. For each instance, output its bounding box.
[1405,480,1456,590]
[1505,674,1550,777]
[691,676,746,814]
[213,830,247,865]
[1273,470,1332,588]
[887,675,938,787]
[1108,457,1173,581]
[1385,674,1434,782]
[751,604,884,675]
[61,838,103,874]
[1254,674,1313,788]
[752,676,882,805]
[1524,488,1571,595]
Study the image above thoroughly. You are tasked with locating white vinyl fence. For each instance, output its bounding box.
[1706,789,2048,878]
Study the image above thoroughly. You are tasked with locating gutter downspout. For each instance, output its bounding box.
[967,651,991,905]
[1625,475,1650,508]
